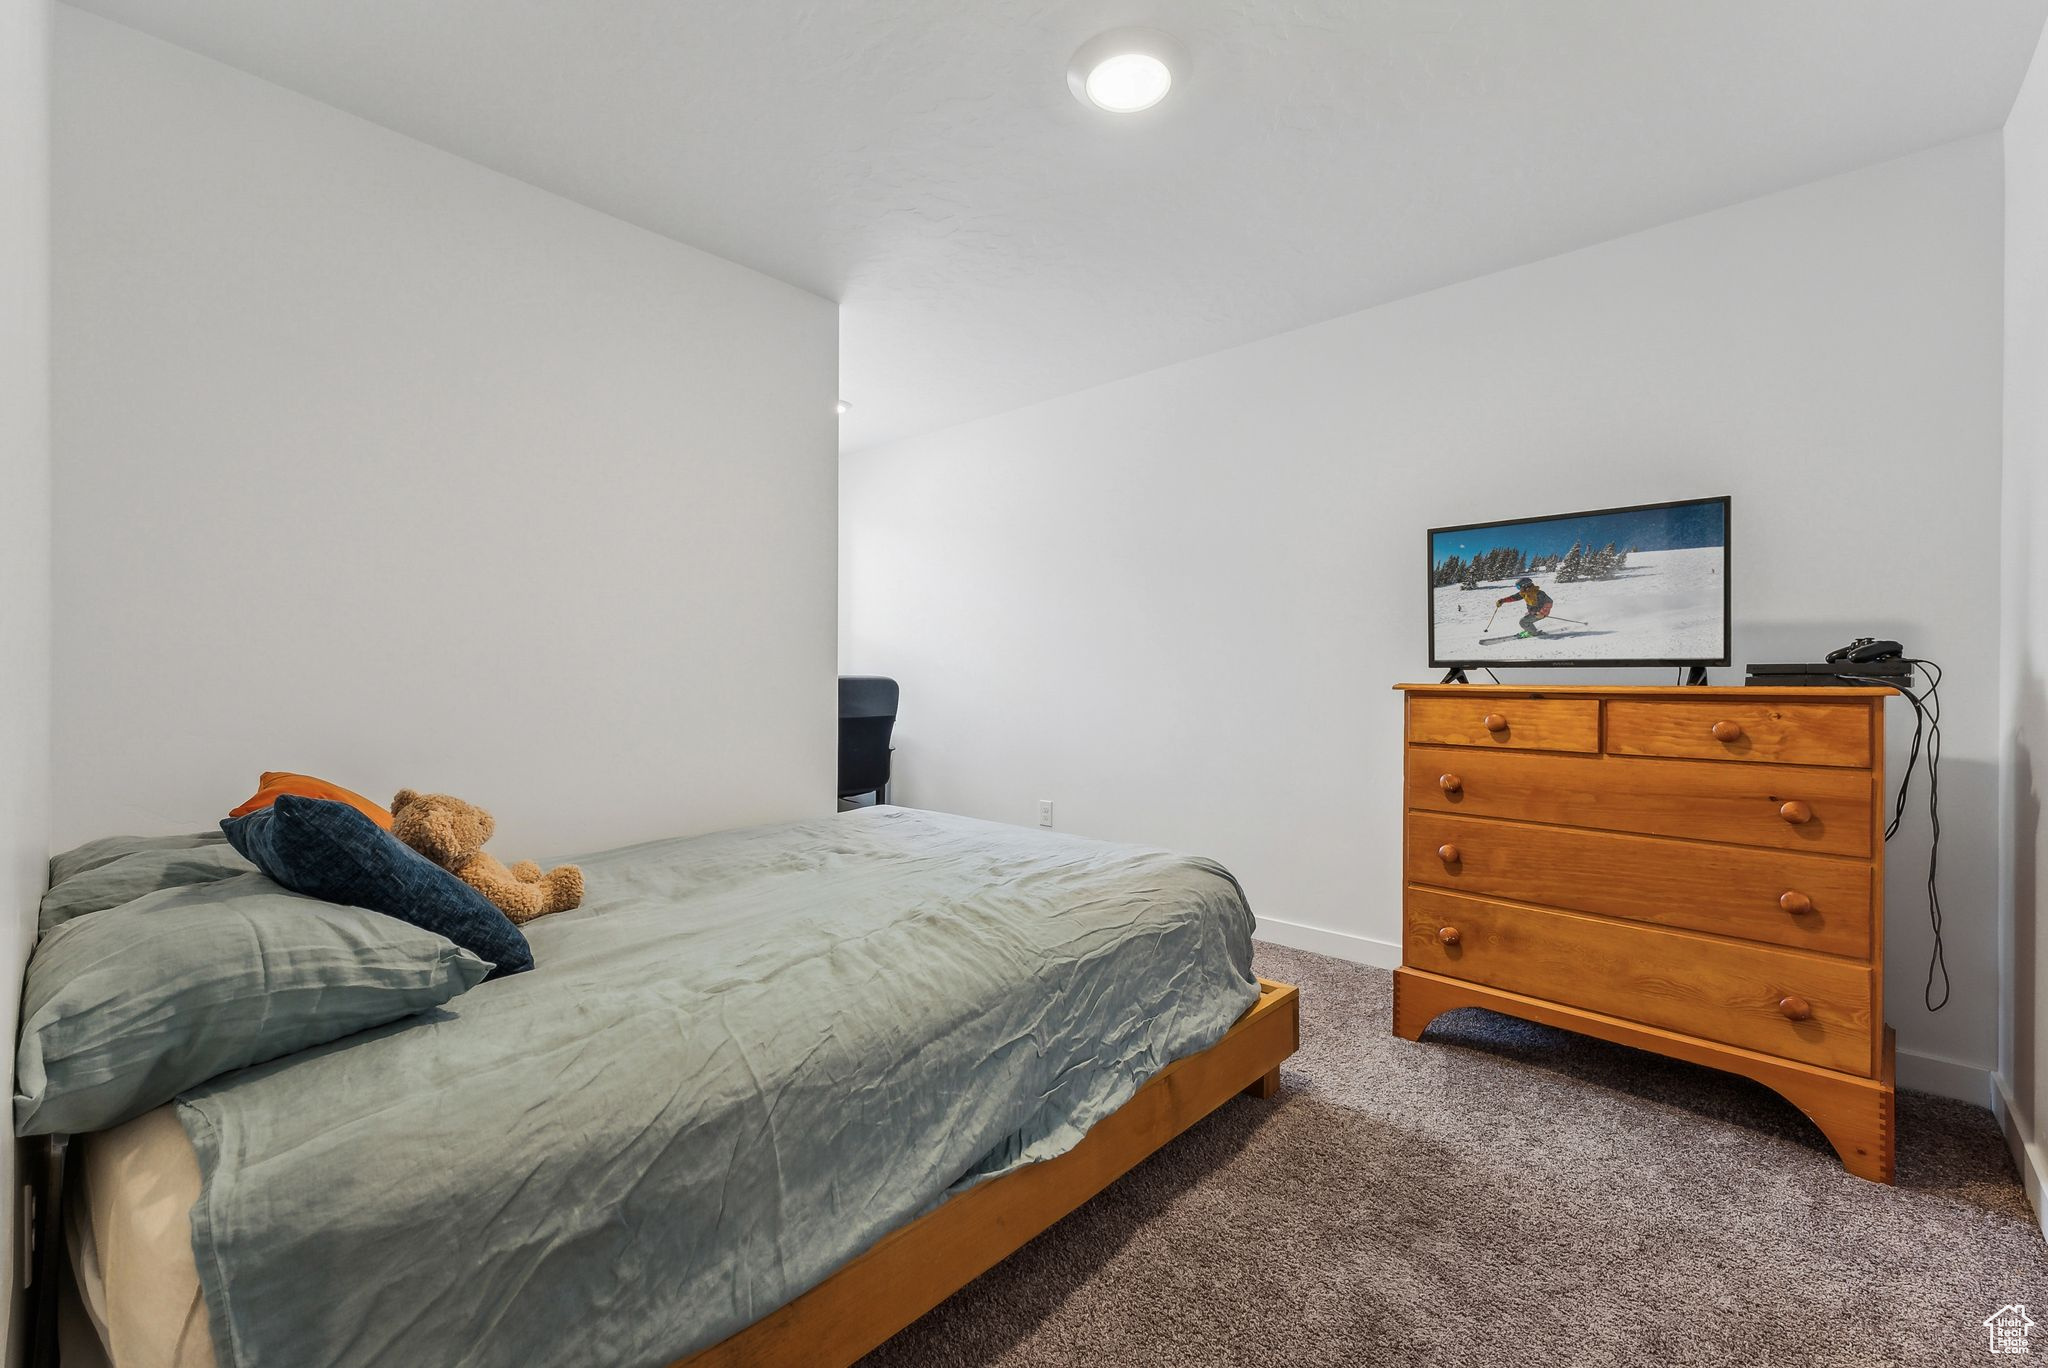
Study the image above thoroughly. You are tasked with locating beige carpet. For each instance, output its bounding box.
[861,942,2046,1367]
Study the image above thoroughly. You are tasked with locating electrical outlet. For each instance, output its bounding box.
[1038,799,1054,828]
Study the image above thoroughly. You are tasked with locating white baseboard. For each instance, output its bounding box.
[1252,917,1402,969]
[1896,1049,1994,1108]
[1253,919,1998,1111]
[1993,1075,2048,1244]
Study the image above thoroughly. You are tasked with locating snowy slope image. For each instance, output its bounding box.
[1431,547,1725,663]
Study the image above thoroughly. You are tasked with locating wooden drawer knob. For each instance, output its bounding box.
[1779,890,1813,915]
[1778,800,1812,825]
[1711,720,1744,742]
[1483,713,1509,733]
[1437,926,1461,946]
[1437,843,1461,864]
[1439,773,1463,794]
[1778,995,1812,1022]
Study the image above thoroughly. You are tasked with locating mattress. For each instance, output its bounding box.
[65,806,1259,1368]
[69,1105,213,1368]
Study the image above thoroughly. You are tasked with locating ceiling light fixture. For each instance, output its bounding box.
[1068,29,1186,114]
[835,399,852,416]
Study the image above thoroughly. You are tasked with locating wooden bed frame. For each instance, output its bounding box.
[675,977,1301,1368]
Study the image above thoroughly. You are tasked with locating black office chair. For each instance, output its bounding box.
[838,676,898,805]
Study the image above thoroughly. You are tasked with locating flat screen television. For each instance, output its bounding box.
[1427,496,1731,670]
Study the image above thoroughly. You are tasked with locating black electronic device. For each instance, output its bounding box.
[1748,640,1912,689]
[1750,657,1913,675]
[1825,637,1904,664]
[1427,496,1731,673]
[1746,658,1914,688]
[1744,671,1913,688]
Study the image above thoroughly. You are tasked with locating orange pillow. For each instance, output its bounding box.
[228,772,394,830]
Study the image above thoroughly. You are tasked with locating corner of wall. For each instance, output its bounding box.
[1996,2,2048,1241]
[1,0,53,1359]
[1998,1075,2048,1243]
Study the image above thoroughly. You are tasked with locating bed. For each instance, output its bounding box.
[33,806,1297,1368]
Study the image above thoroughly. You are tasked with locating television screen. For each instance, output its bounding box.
[1428,496,1730,668]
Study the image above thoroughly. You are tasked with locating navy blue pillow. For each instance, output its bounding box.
[221,796,533,979]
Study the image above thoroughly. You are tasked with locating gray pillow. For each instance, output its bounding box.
[41,837,256,935]
[15,872,489,1136]
[48,831,233,888]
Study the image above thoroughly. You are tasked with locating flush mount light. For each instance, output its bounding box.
[835,399,852,416]
[1068,28,1186,113]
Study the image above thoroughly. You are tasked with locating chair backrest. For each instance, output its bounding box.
[838,676,899,798]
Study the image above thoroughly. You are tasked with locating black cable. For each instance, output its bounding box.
[1916,658,1947,1013]
[1882,683,1924,841]
[1844,659,1946,1012]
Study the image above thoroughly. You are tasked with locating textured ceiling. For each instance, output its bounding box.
[67,1,2048,452]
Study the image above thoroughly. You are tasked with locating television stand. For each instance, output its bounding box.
[1439,667,1472,684]
[1681,665,1709,686]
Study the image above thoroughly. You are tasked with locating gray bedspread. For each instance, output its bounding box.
[178,806,1259,1368]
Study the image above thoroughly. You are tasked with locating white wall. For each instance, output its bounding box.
[1,0,52,1356]
[1999,14,2048,1231]
[842,137,2007,1096]
[52,8,839,858]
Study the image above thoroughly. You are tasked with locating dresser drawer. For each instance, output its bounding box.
[1406,695,1600,753]
[1405,746,1874,856]
[1406,813,1873,958]
[1404,888,1876,1075]
[1606,699,1871,768]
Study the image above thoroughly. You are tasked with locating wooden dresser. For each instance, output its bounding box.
[1390,683,1895,1182]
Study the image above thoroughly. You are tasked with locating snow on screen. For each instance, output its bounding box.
[1431,546,1725,663]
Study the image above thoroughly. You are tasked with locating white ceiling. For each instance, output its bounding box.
[68,1,2048,453]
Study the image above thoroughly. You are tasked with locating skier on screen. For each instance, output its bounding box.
[1497,577,1554,638]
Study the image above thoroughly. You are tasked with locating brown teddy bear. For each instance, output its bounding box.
[390,789,584,924]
